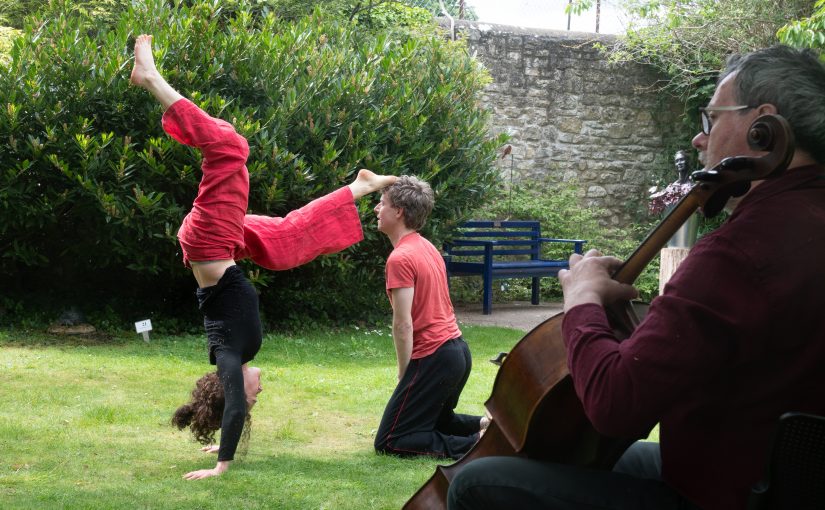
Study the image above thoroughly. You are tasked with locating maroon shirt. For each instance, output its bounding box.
[562,164,825,509]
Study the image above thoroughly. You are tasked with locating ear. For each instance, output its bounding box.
[756,103,778,116]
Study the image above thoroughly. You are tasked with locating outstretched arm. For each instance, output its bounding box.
[182,349,247,480]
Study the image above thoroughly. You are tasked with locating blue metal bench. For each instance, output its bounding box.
[443,220,586,315]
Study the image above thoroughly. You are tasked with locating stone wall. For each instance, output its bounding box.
[452,20,683,226]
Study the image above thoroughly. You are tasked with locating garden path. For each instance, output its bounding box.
[454,300,563,333]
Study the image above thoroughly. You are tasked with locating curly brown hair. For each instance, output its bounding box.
[171,371,251,447]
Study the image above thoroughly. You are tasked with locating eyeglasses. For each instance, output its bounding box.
[698,105,754,135]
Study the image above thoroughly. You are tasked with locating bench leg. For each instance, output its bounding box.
[531,277,541,305]
[483,275,493,315]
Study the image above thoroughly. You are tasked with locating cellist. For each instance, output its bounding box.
[448,45,825,510]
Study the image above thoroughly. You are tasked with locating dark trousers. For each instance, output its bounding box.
[447,441,700,510]
[375,337,481,460]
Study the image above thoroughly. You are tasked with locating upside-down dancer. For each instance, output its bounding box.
[130,34,396,480]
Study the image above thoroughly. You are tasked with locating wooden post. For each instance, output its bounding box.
[659,247,691,295]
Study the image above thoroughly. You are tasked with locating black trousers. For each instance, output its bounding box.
[447,441,701,510]
[375,337,482,460]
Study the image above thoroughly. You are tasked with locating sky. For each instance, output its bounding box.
[464,0,630,35]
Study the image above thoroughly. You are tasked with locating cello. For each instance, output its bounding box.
[404,114,795,509]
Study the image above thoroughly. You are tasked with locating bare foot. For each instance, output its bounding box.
[348,169,398,199]
[130,34,183,110]
[130,34,158,88]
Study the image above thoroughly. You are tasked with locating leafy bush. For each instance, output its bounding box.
[0,0,505,329]
[210,0,458,26]
[0,0,127,29]
[779,0,825,51]
[600,0,814,140]
[0,25,18,64]
[404,0,478,20]
[608,0,813,97]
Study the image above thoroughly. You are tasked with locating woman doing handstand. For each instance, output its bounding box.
[130,34,395,480]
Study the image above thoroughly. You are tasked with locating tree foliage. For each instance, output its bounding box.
[0,25,17,64]
[204,0,472,25]
[604,0,815,108]
[588,0,818,167]
[405,0,477,20]
[0,0,505,327]
[0,0,128,28]
[779,0,825,50]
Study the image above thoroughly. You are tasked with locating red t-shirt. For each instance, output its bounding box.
[385,232,462,359]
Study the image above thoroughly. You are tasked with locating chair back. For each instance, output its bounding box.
[749,412,825,510]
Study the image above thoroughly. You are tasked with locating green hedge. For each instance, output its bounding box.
[0,0,505,329]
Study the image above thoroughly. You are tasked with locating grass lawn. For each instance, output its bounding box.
[0,323,527,509]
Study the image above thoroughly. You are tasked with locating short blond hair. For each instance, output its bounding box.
[382,175,434,231]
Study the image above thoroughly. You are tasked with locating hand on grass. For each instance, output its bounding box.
[182,461,229,480]
[201,445,220,454]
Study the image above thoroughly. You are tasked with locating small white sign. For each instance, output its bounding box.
[135,319,152,333]
[135,319,152,342]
